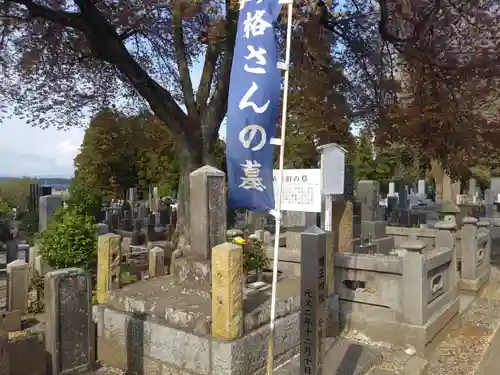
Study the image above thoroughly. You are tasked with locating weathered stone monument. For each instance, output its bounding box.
[45,268,94,375]
[7,260,28,314]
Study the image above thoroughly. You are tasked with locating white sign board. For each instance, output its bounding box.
[318,143,346,195]
[273,169,321,213]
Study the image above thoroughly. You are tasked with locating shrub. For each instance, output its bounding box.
[233,235,268,273]
[37,208,97,270]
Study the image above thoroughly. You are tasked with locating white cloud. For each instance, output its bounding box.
[0,118,85,177]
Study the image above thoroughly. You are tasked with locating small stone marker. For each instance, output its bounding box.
[96,234,122,304]
[45,268,94,375]
[211,242,243,340]
[190,165,227,260]
[7,260,29,314]
[300,226,327,375]
[148,247,165,278]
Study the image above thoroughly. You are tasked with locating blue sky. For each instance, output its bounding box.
[0,61,215,178]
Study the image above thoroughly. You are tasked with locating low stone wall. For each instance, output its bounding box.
[95,305,300,375]
[333,222,460,352]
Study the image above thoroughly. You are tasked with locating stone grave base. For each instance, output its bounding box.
[8,330,46,375]
[336,297,460,353]
[265,246,300,277]
[94,275,304,375]
[459,270,490,292]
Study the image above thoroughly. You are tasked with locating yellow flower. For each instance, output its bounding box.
[234,237,245,245]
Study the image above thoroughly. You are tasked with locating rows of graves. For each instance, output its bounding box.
[83,165,500,375]
[4,167,500,375]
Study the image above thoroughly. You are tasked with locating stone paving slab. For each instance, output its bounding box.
[421,281,500,375]
[274,338,382,375]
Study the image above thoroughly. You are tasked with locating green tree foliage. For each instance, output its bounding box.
[66,178,103,218]
[37,209,97,270]
[0,178,37,211]
[74,109,179,199]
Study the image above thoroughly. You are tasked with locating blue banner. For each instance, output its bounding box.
[226,0,283,211]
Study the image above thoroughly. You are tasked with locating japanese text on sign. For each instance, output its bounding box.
[273,169,321,212]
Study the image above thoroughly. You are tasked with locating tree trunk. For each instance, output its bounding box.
[430,160,444,200]
[176,143,202,250]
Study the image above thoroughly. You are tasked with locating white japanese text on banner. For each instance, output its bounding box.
[225,0,283,211]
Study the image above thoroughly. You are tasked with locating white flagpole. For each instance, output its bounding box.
[266,1,294,374]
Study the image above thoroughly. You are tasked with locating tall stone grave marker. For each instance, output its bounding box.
[300,226,326,375]
[39,195,63,232]
[190,165,227,260]
[418,180,426,197]
[357,180,379,221]
[491,177,500,191]
[45,268,94,375]
[388,182,396,196]
[468,178,477,198]
[397,184,409,209]
[7,260,29,314]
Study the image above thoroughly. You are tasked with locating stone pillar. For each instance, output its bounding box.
[417,180,426,197]
[149,247,165,278]
[7,260,29,314]
[300,226,327,374]
[96,233,122,304]
[331,200,353,252]
[388,182,395,196]
[128,187,138,203]
[38,195,63,232]
[461,217,478,282]
[397,184,408,209]
[0,330,9,375]
[435,221,458,296]
[357,180,379,221]
[45,268,94,375]
[401,240,427,326]
[190,165,227,260]
[211,243,243,340]
[468,178,477,198]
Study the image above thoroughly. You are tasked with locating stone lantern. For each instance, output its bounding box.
[438,202,461,224]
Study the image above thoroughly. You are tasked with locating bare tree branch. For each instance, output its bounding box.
[172,3,197,117]
[196,43,217,115]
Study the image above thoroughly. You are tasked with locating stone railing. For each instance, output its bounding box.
[333,221,460,351]
[386,217,492,293]
[460,217,491,291]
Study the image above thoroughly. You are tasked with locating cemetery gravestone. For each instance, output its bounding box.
[45,268,94,375]
[418,180,426,197]
[189,166,227,259]
[468,178,477,197]
[7,260,28,314]
[300,226,326,375]
[38,195,63,232]
[357,180,379,221]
